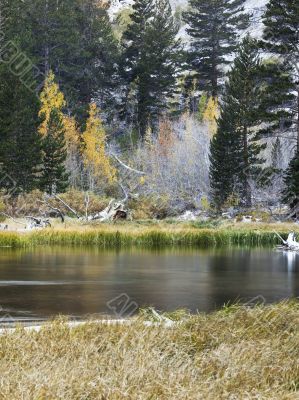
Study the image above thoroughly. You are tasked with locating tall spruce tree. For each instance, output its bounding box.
[183,0,249,97]
[282,153,299,218]
[14,0,119,119]
[261,0,299,211]
[209,103,242,207]
[210,37,266,208]
[121,0,155,84]
[72,0,120,120]
[121,0,180,138]
[40,109,68,195]
[0,67,42,193]
[0,0,43,193]
[38,72,68,194]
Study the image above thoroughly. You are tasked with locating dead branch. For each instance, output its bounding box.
[276,232,299,251]
[110,152,146,176]
[37,199,65,223]
[25,216,51,229]
[84,192,90,221]
[0,213,27,226]
[53,195,80,219]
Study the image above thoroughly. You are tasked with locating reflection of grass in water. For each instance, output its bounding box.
[0,301,298,399]
[0,222,295,248]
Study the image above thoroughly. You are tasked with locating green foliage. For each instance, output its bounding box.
[197,92,208,121]
[282,152,299,217]
[210,37,267,208]
[0,66,42,193]
[200,195,211,212]
[3,0,120,120]
[40,110,69,195]
[261,0,299,212]
[0,227,288,249]
[183,0,249,96]
[121,0,180,138]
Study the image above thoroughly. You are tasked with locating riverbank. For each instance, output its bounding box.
[0,220,298,248]
[0,302,297,399]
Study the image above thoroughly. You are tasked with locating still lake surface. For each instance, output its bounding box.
[0,246,298,323]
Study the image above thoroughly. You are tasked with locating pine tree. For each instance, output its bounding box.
[282,154,299,218]
[271,137,283,172]
[121,0,180,138]
[40,110,69,194]
[74,0,120,120]
[15,0,119,119]
[121,0,155,84]
[210,37,266,208]
[183,0,249,97]
[209,99,242,208]
[0,66,42,193]
[38,72,68,194]
[261,0,299,209]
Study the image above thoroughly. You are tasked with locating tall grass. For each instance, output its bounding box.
[0,225,291,249]
[0,302,298,399]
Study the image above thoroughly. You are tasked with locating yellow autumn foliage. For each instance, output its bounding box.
[144,125,153,151]
[63,116,80,150]
[38,71,66,136]
[82,103,116,184]
[203,96,219,136]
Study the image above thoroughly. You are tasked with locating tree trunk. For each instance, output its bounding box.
[297,87,299,153]
[242,126,252,208]
[44,0,50,75]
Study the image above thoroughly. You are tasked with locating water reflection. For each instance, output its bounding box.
[0,246,298,322]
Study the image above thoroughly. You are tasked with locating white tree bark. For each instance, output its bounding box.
[276,232,299,251]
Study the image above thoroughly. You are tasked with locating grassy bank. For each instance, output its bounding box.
[0,220,298,248]
[0,302,298,399]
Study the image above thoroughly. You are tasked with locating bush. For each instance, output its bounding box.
[129,195,172,220]
[58,189,110,216]
[0,195,5,222]
[2,189,111,218]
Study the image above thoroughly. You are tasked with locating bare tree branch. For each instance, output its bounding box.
[37,199,65,223]
[53,195,80,219]
[0,213,27,226]
[110,152,146,176]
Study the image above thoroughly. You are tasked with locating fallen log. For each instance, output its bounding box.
[87,199,128,222]
[275,232,299,251]
[25,216,51,230]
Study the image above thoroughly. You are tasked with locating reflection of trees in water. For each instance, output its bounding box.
[1,248,299,320]
[282,251,299,298]
[206,249,253,307]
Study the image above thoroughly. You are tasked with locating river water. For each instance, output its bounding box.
[0,246,298,323]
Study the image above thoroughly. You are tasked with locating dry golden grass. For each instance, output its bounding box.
[0,302,298,399]
[1,218,299,249]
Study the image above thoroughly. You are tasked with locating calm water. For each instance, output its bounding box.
[0,246,298,323]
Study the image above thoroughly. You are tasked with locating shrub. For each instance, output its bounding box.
[0,195,5,222]
[2,189,111,219]
[129,195,172,220]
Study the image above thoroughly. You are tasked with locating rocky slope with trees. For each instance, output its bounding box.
[0,0,298,222]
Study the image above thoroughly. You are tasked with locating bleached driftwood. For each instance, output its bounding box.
[176,211,198,222]
[87,199,128,222]
[143,307,175,328]
[25,216,51,230]
[275,232,299,251]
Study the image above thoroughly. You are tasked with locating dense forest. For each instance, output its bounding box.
[0,0,298,219]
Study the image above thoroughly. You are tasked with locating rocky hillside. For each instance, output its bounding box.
[109,0,269,38]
